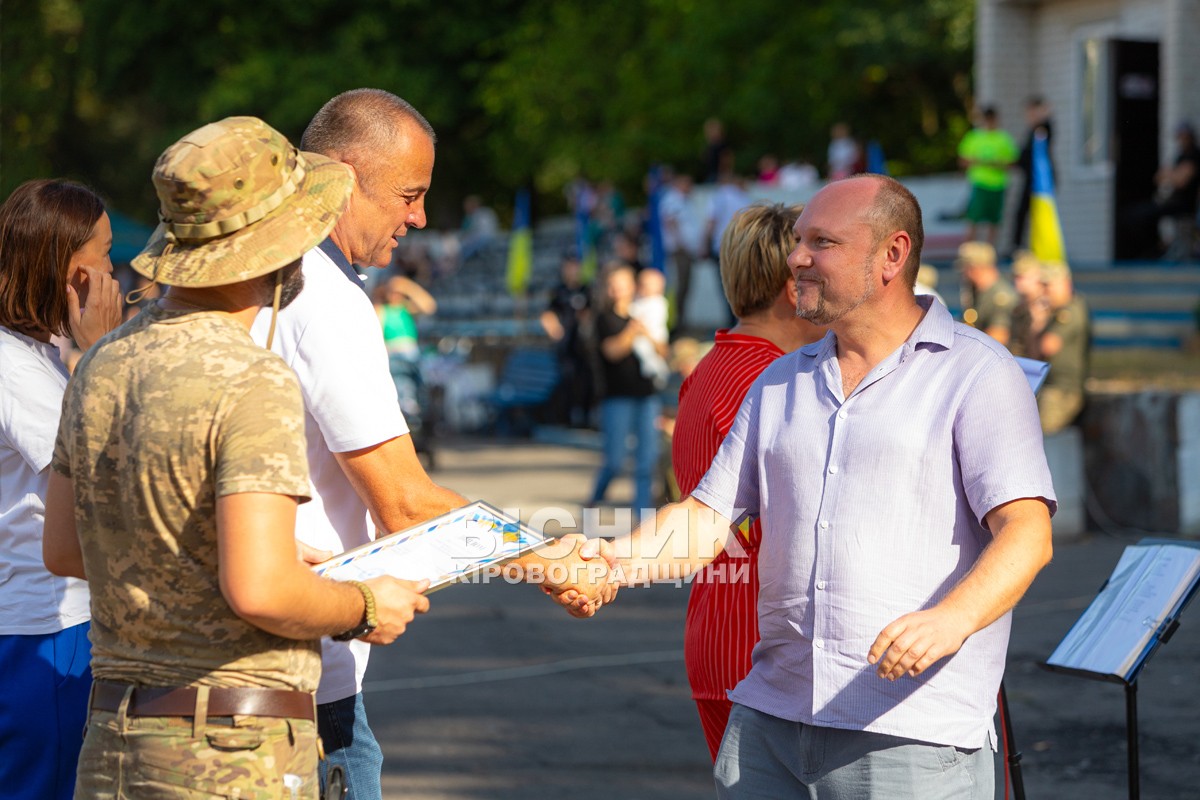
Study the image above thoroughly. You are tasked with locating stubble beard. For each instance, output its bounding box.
[262,259,305,310]
[278,261,305,309]
[795,257,876,326]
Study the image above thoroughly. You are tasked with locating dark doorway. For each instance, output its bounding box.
[1112,39,1160,259]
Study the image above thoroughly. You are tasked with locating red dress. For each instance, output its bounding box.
[672,330,784,759]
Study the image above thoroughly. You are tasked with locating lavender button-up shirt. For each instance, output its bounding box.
[692,296,1056,749]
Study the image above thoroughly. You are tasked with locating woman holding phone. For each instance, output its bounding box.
[0,179,123,800]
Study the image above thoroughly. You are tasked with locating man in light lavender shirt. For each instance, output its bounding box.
[596,175,1056,798]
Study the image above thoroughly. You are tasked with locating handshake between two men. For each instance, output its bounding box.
[328,500,753,640]
[306,533,624,645]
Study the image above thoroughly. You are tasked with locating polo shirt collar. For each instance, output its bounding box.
[317,238,368,290]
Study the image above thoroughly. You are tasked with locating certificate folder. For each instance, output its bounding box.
[1043,538,1200,684]
[312,501,553,593]
[1014,356,1050,395]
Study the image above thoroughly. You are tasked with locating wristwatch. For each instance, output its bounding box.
[332,581,377,641]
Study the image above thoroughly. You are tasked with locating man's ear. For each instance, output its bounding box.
[340,159,361,188]
[880,231,912,285]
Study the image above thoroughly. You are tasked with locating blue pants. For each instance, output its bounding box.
[319,693,383,800]
[714,703,993,799]
[589,395,661,513]
[0,622,92,800]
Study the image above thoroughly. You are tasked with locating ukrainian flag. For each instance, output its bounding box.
[506,188,533,297]
[1029,133,1066,262]
[574,190,599,283]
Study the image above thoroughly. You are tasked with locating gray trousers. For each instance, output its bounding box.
[714,703,993,799]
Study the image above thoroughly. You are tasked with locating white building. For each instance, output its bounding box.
[976,0,1200,261]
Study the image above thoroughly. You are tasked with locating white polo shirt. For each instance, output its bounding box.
[0,326,90,635]
[251,242,408,704]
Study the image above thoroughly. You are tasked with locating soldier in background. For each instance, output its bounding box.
[1008,251,1044,358]
[1029,261,1090,433]
[957,241,1016,347]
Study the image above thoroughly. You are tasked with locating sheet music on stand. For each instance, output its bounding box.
[1044,539,1200,683]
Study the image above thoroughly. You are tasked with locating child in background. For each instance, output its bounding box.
[629,268,670,389]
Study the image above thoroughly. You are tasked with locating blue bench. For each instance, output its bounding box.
[489,347,560,434]
[935,264,1200,349]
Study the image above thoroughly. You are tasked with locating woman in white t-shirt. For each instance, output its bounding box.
[0,179,122,800]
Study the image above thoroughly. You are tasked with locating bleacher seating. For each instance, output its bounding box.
[938,264,1200,349]
[488,346,560,434]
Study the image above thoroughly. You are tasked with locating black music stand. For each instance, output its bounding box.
[1041,538,1200,800]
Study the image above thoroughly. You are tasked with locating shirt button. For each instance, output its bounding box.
[838,410,847,420]
[816,580,826,590]
[815,639,825,649]
[828,465,839,474]
[819,520,829,530]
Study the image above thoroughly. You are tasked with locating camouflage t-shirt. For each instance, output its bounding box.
[962,278,1017,337]
[1042,295,1091,393]
[52,303,318,692]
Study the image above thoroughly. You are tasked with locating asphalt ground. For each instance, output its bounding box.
[362,438,1200,800]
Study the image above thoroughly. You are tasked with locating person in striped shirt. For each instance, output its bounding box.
[592,175,1054,799]
[674,203,824,759]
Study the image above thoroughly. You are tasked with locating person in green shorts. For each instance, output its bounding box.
[958,106,1019,246]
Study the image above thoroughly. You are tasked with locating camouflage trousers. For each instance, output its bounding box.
[76,704,319,799]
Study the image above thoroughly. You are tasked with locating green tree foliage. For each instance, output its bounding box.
[480,0,976,203]
[3,0,522,222]
[1,0,974,223]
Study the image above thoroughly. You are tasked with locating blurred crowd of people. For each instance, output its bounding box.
[1,77,1181,800]
[957,241,1091,434]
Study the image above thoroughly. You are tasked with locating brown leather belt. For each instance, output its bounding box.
[91,681,315,722]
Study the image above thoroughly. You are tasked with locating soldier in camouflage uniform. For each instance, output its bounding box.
[42,117,433,799]
[1007,251,1044,358]
[956,241,1017,348]
[1028,261,1090,433]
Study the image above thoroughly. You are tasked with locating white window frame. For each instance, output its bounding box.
[1073,21,1118,179]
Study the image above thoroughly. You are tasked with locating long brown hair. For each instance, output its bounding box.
[0,179,105,337]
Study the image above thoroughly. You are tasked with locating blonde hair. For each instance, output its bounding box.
[718,202,804,318]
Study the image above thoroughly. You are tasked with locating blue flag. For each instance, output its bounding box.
[646,165,667,273]
[866,140,888,175]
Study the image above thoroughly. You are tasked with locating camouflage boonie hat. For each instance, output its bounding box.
[955,241,996,269]
[132,116,352,288]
